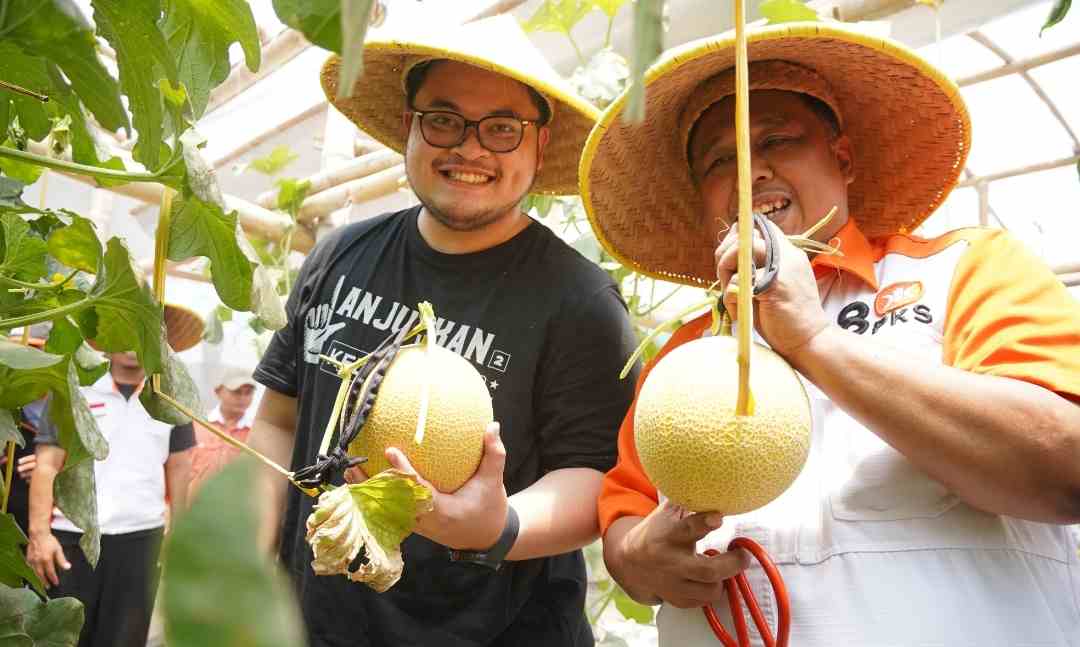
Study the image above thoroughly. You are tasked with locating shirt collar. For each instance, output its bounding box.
[810,218,879,291]
[207,405,255,429]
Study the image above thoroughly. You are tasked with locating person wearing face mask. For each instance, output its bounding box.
[584,23,1080,647]
[247,15,639,647]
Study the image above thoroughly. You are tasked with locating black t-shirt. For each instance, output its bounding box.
[255,206,640,647]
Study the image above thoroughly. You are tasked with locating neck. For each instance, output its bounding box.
[222,410,243,427]
[417,207,529,254]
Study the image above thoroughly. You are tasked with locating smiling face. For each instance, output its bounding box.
[688,90,854,242]
[403,60,550,233]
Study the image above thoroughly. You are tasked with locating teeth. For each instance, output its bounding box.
[753,198,790,216]
[447,170,490,185]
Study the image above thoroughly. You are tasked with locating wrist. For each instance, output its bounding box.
[29,526,52,540]
[785,322,839,374]
[448,504,519,569]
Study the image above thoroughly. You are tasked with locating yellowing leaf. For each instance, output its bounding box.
[306,470,433,592]
[758,0,819,24]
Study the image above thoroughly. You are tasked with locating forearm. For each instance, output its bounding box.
[790,325,1080,522]
[602,515,655,603]
[165,450,192,517]
[506,467,604,561]
[247,417,297,551]
[28,455,60,537]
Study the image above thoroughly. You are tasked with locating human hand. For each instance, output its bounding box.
[348,423,508,551]
[16,454,36,481]
[27,531,70,588]
[612,501,750,609]
[715,219,830,357]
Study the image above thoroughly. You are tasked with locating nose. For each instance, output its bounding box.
[751,154,773,184]
[453,124,488,158]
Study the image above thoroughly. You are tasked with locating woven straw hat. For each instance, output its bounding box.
[321,14,600,196]
[163,303,204,353]
[581,22,971,287]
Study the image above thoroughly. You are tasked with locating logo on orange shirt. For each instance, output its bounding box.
[874,281,924,317]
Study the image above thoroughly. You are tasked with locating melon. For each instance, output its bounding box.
[634,335,811,514]
[347,343,492,492]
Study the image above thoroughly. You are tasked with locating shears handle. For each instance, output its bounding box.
[702,537,790,647]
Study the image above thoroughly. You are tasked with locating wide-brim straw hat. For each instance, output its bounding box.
[581,22,971,287]
[320,14,600,196]
[163,303,204,353]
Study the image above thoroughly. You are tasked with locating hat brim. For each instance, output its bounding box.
[581,22,971,287]
[322,42,600,196]
[163,303,204,353]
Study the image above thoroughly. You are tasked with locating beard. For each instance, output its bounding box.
[418,173,537,233]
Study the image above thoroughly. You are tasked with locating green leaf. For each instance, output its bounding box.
[167,192,254,311]
[201,310,223,343]
[46,215,101,274]
[0,586,84,645]
[272,0,342,52]
[336,0,376,101]
[251,264,286,331]
[0,0,128,134]
[0,142,45,186]
[0,44,53,141]
[43,317,84,356]
[249,146,300,176]
[612,586,654,624]
[0,340,63,371]
[590,0,627,18]
[0,409,22,448]
[1041,0,1071,35]
[274,178,310,217]
[0,177,28,210]
[522,0,593,34]
[0,513,46,597]
[71,343,109,387]
[84,238,164,375]
[90,0,179,171]
[162,459,305,647]
[140,345,202,425]
[759,0,819,24]
[159,0,261,118]
[625,0,663,124]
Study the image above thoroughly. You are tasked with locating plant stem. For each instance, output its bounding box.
[605,17,615,48]
[637,284,684,317]
[567,33,586,66]
[1,441,14,514]
[0,146,162,185]
[152,189,175,394]
[0,274,54,292]
[0,296,90,330]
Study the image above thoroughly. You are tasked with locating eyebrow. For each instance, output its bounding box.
[693,113,793,162]
[423,98,524,119]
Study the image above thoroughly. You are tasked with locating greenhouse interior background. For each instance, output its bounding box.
[4,0,1078,645]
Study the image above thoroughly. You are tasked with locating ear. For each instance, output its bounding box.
[832,133,855,185]
[402,111,413,135]
[534,126,551,171]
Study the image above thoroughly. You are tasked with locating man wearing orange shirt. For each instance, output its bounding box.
[580,23,1080,646]
[188,366,256,496]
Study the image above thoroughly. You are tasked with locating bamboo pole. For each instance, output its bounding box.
[1054,261,1080,276]
[957,154,1080,188]
[824,0,923,21]
[296,164,406,225]
[256,149,402,209]
[733,0,754,417]
[976,181,989,227]
[957,42,1080,88]
[1061,272,1080,288]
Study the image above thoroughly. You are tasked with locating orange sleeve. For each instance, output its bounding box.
[598,314,712,535]
[943,229,1080,400]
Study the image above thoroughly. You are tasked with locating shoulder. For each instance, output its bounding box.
[524,223,619,294]
[304,206,414,267]
[874,226,999,261]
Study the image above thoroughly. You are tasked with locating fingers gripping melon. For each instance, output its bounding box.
[347,344,493,492]
[634,335,811,514]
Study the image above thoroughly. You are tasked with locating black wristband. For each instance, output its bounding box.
[448,505,519,570]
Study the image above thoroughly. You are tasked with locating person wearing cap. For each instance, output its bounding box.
[26,305,202,647]
[584,23,1080,646]
[188,366,257,498]
[248,15,638,647]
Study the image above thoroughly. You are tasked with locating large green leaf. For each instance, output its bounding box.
[90,0,178,171]
[0,409,22,448]
[54,454,100,568]
[248,146,299,176]
[759,0,819,24]
[140,345,201,425]
[0,177,28,211]
[167,192,253,311]
[46,215,101,275]
[0,213,47,280]
[162,459,306,647]
[43,317,84,356]
[1041,0,1071,35]
[335,0,376,101]
[0,0,128,134]
[590,0,627,18]
[0,513,46,598]
[86,238,164,375]
[159,0,261,118]
[272,0,341,52]
[0,586,84,646]
[0,140,45,189]
[0,44,52,141]
[522,0,593,34]
[0,341,62,371]
[43,65,126,174]
[71,344,108,387]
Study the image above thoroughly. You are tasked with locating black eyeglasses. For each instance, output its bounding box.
[411,110,541,153]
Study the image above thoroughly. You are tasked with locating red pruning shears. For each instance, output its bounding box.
[702,538,790,647]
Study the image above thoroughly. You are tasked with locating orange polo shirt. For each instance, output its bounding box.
[598,221,1080,532]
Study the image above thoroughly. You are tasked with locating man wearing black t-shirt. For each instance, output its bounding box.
[249,16,639,647]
